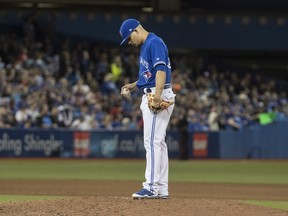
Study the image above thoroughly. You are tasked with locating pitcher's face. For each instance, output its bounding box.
[128,30,142,47]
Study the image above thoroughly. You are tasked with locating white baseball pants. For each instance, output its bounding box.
[140,87,175,196]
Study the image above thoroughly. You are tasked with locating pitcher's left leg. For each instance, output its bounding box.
[142,112,163,193]
[158,137,169,198]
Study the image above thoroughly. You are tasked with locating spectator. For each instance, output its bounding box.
[15,104,28,128]
[57,104,73,127]
[100,73,117,95]
[0,22,287,131]
[208,106,220,131]
[110,55,123,83]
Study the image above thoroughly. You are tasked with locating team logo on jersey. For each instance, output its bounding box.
[142,70,152,82]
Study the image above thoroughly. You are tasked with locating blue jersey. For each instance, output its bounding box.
[136,33,171,89]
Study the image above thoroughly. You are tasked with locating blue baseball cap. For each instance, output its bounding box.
[119,18,140,45]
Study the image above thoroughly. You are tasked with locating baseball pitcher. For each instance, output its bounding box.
[119,18,175,199]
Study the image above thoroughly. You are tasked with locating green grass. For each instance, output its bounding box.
[170,160,288,184]
[0,159,287,184]
[0,159,287,211]
[243,200,288,212]
[0,195,64,203]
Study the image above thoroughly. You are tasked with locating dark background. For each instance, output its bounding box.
[0,0,287,80]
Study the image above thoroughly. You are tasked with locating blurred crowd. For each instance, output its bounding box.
[0,17,287,132]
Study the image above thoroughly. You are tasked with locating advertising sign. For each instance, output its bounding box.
[192,133,208,158]
[89,131,179,158]
[0,129,74,157]
[73,132,90,157]
[0,129,180,158]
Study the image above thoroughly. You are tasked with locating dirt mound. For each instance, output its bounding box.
[0,180,287,216]
[1,197,287,216]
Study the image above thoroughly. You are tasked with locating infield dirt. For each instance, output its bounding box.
[0,179,287,216]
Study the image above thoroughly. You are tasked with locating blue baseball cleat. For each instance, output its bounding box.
[132,189,159,199]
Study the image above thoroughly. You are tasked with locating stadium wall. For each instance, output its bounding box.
[0,120,287,159]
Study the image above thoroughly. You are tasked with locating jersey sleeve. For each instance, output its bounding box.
[150,39,168,69]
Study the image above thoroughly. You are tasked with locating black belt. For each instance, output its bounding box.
[142,83,171,94]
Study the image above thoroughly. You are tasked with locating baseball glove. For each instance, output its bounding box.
[147,93,174,113]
